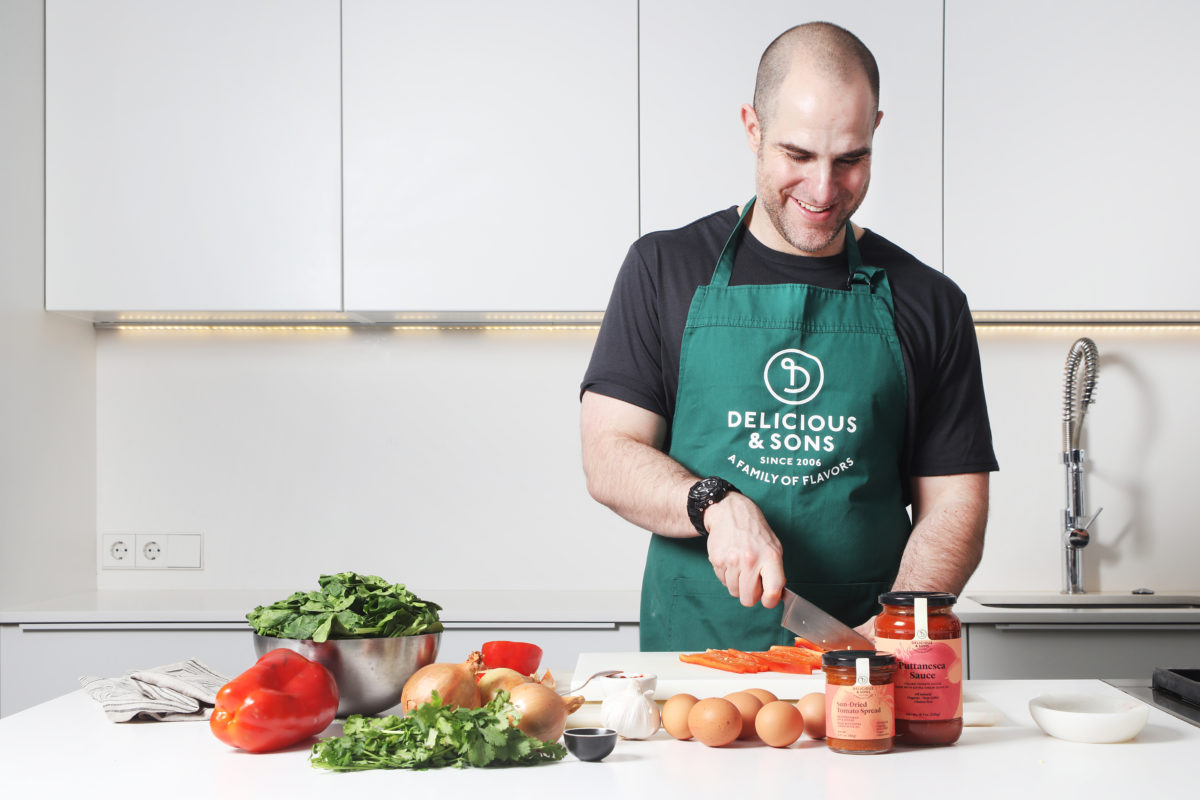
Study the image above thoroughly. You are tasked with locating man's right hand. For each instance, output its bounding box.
[702,492,786,609]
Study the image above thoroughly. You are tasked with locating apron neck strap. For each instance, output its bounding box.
[711,197,872,291]
[710,200,755,288]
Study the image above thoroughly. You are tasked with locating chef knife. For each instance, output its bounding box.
[779,588,875,651]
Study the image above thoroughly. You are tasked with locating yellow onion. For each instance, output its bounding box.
[507,682,584,742]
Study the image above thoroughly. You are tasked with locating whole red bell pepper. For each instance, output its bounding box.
[480,640,543,675]
[210,648,339,753]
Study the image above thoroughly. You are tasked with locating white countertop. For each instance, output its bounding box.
[0,588,642,625]
[1,678,1194,798]
[5,588,1200,626]
[954,592,1200,623]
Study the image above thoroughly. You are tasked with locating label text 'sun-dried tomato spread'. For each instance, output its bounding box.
[821,650,896,754]
[874,591,964,746]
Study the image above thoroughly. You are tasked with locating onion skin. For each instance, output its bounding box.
[477,668,532,704]
[400,651,484,713]
[506,682,584,743]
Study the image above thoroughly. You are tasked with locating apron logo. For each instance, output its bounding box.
[764,349,824,405]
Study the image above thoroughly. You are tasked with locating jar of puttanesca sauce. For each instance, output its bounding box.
[874,591,963,746]
[821,650,896,754]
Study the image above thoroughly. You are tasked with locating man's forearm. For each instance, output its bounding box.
[891,473,989,595]
[583,429,701,537]
[580,392,699,538]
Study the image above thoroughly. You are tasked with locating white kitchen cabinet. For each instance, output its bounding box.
[45,0,342,312]
[0,622,255,717]
[342,0,638,313]
[965,623,1200,680]
[639,0,944,269]
[0,620,638,718]
[944,0,1200,311]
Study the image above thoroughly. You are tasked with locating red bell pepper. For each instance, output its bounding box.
[480,640,543,675]
[210,648,339,753]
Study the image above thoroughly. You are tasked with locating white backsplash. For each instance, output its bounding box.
[91,325,1200,598]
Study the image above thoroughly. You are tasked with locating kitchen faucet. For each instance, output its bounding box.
[1061,337,1101,594]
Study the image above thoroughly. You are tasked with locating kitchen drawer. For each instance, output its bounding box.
[966,623,1200,680]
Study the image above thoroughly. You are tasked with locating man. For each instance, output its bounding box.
[580,22,997,651]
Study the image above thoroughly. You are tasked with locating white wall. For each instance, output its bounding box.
[971,328,1200,594]
[90,325,1200,598]
[0,0,96,605]
[94,327,646,595]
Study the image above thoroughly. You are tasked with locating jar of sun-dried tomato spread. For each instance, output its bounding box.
[821,650,896,754]
[874,591,963,746]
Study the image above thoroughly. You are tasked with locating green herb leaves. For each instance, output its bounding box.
[309,691,567,771]
[246,572,443,642]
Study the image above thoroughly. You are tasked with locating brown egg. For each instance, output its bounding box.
[796,692,826,739]
[662,693,700,740]
[687,697,742,747]
[744,687,778,705]
[723,691,764,740]
[755,700,805,747]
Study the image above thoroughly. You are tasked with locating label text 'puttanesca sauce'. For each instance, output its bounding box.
[874,591,963,746]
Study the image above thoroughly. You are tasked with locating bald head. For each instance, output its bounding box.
[752,22,879,132]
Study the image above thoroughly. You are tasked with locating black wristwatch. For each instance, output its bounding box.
[687,477,739,537]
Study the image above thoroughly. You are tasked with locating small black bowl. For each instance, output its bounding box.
[563,727,618,762]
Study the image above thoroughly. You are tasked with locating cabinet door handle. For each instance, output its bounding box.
[441,622,618,630]
[18,623,253,632]
[992,623,1200,631]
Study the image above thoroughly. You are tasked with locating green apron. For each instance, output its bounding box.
[640,199,911,652]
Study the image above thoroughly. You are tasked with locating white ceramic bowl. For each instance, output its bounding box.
[1028,692,1149,743]
[598,671,658,697]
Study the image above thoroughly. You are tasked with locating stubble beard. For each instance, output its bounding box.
[754,148,867,256]
[758,190,850,255]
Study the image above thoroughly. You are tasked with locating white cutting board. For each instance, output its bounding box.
[566,652,1006,729]
[570,651,824,702]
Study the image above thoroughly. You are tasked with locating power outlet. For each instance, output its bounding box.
[136,536,163,567]
[101,533,203,570]
[100,534,135,569]
[135,533,203,569]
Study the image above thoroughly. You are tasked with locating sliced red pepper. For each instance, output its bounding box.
[480,640,543,675]
[210,648,339,753]
[763,645,825,674]
[744,650,815,674]
[679,649,770,674]
[792,636,828,653]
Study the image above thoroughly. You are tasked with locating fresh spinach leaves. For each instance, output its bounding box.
[247,572,443,642]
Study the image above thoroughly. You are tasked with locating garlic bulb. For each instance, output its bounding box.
[601,679,661,740]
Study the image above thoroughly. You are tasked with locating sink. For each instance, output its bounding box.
[967,592,1200,609]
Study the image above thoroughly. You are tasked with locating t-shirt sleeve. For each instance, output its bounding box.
[909,301,999,476]
[580,242,670,418]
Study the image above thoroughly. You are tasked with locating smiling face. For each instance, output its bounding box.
[743,61,882,257]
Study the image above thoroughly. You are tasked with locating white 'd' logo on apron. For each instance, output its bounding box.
[763,349,824,405]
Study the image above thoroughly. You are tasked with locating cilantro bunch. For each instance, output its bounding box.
[247,572,443,642]
[309,691,567,770]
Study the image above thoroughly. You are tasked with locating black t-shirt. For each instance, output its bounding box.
[582,206,999,499]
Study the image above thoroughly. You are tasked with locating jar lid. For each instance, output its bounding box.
[878,590,957,607]
[821,650,896,668]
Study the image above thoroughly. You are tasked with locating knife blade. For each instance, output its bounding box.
[779,588,875,651]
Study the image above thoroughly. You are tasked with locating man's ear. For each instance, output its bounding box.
[740,103,762,153]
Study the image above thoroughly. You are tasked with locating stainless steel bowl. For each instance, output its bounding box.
[253,632,441,717]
